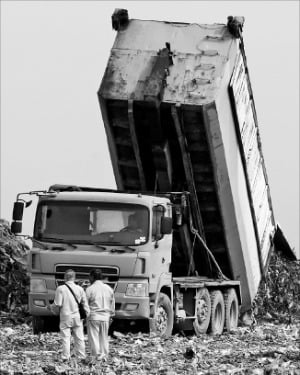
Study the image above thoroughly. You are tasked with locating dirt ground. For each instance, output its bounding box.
[0,318,299,375]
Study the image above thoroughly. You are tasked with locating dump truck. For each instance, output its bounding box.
[11,10,293,336]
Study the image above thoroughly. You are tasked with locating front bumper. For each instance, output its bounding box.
[29,275,151,319]
[114,292,150,319]
[29,291,150,319]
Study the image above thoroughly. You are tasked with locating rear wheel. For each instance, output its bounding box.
[209,290,225,335]
[149,293,173,337]
[193,288,211,335]
[224,288,239,332]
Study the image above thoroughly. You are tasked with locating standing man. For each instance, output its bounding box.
[49,269,90,362]
[86,269,115,361]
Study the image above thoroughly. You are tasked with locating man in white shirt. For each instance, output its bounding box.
[86,269,115,361]
[49,269,90,361]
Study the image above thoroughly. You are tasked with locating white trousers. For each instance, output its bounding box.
[60,317,85,360]
[87,320,109,357]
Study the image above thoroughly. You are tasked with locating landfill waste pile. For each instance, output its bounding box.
[0,220,30,323]
[253,250,300,323]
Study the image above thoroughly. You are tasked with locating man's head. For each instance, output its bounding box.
[89,269,102,283]
[64,269,76,282]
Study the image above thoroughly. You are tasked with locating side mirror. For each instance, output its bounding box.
[161,217,172,235]
[12,201,25,221]
[11,221,22,234]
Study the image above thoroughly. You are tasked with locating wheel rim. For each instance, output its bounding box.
[196,298,209,324]
[155,306,168,333]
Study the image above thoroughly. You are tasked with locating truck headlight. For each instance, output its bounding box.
[126,283,148,297]
[30,279,47,293]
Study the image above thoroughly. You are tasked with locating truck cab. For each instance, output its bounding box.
[15,186,176,333]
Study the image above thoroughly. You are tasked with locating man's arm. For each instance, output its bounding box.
[54,287,63,307]
[81,288,90,316]
[110,291,115,317]
[85,286,92,304]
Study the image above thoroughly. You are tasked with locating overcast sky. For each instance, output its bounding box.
[1,1,299,255]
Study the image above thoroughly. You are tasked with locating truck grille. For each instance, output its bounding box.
[55,265,119,291]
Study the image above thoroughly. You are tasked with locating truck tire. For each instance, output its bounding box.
[209,290,225,335]
[193,288,211,335]
[224,288,239,332]
[32,316,45,334]
[149,293,173,337]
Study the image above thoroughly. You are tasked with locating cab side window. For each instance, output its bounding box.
[152,205,164,241]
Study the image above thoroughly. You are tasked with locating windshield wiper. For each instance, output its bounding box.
[125,246,136,252]
[78,240,107,251]
[42,238,77,249]
[50,246,67,251]
[26,237,49,250]
[110,246,136,253]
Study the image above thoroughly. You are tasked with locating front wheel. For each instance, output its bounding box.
[32,316,59,334]
[149,293,173,337]
[32,316,45,334]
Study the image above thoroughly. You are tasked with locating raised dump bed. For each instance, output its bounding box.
[99,11,277,311]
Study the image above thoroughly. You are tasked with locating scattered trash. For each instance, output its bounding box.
[183,347,195,360]
[254,251,300,323]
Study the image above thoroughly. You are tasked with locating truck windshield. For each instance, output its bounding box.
[34,201,149,246]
